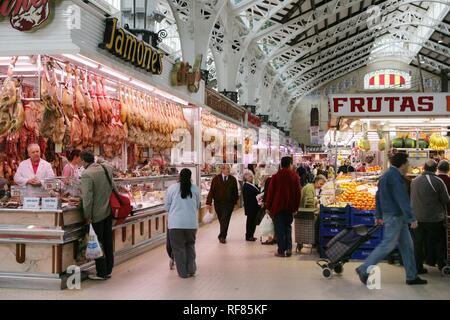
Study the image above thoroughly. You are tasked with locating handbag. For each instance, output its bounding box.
[101,165,133,225]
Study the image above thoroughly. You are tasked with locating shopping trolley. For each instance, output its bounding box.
[316,224,381,279]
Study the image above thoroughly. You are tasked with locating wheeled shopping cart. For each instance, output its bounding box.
[294,208,318,253]
[317,224,381,279]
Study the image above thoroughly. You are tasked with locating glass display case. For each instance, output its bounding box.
[114,175,179,213]
[200,174,214,206]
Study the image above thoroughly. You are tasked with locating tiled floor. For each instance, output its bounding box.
[1,209,449,300]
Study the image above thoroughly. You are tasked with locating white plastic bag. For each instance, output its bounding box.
[202,210,214,224]
[259,214,274,237]
[85,224,103,260]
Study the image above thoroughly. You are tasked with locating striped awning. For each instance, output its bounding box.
[368,73,405,87]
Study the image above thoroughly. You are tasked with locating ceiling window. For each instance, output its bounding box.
[364,69,411,90]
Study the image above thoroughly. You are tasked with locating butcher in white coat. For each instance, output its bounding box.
[14,144,55,196]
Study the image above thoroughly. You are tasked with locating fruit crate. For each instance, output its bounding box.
[319,225,347,237]
[351,248,375,260]
[320,205,351,221]
[350,208,377,226]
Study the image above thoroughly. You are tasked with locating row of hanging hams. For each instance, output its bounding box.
[119,85,189,151]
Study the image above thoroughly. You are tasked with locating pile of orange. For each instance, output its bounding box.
[337,183,376,210]
[336,174,352,180]
[366,165,381,172]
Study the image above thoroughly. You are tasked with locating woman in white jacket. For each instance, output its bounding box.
[14,144,55,196]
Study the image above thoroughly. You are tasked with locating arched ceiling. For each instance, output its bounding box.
[228,0,450,109]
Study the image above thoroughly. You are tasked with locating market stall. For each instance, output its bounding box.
[0,0,205,289]
[319,93,450,261]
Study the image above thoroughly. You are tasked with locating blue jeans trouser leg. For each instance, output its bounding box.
[357,215,417,281]
[274,211,293,254]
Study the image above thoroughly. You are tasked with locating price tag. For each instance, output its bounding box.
[42,197,59,210]
[55,144,63,153]
[23,197,40,209]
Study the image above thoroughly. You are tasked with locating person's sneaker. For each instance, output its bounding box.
[88,274,107,281]
[417,268,428,275]
[406,277,428,285]
[355,268,368,285]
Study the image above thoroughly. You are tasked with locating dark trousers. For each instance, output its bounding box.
[169,229,197,278]
[92,215,114,277]
[413,221,446,270]
[274,211,294,254]
[245,209,258,239]
[215,203,234,240]
[166,229,173,259]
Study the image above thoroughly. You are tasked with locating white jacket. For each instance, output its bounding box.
[14,159,55,187]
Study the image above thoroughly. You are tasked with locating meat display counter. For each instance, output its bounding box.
[0,174,179,290]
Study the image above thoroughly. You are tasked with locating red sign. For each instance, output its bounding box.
[1,0,50,32]
[330,93,450,117]
[247,112,261,127]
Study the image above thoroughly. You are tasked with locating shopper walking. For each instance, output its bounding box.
[410,160,449,273]
[355,152,427,285]
[206,164,239,244]
[80,151,115,281]
[265,156,301,257]
[165,168,200,278]
[242,170,261,241]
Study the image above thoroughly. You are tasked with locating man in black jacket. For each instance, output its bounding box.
[206,164,239,244]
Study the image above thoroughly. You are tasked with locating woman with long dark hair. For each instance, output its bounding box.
[164,168,200,278]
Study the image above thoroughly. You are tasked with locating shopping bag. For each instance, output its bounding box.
[256,208,266,226]
[202,210,214,224]
[85,224,103,260]
[259,215,274,237]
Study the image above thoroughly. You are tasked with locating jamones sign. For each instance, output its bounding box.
[330,93,450,116]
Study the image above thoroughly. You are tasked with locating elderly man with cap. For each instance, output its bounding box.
[206,164,239,244]
[14,143,55,196]
[411,159,450,273]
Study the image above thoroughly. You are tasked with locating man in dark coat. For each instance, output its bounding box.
[265,157,301,257]
[206,164,239,244]
[242,171,261,241]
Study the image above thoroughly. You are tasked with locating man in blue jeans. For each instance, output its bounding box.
[356,152,427,286]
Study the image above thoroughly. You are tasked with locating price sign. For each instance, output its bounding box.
[23,197,40,209]
[42,197,59,210]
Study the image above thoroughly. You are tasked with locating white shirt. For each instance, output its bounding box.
[222,174,228,182]
[14,159,55,196]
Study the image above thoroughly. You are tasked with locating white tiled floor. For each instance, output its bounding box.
[1,209,450,300]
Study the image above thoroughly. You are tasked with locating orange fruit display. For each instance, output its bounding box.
[336,182,376,210]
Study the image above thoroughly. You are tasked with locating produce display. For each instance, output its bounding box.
[429,133,449,151]
[336,181,376,210]
[366,165,381,172]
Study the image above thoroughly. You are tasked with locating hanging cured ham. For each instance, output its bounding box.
[80,71,95,123]
[88,74,102,125]
[73,68,86,119]
[62,64,74,120]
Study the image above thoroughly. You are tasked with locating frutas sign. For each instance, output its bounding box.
[1,0,51,32]
[330,93,450,116]
[99,17,164,75]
